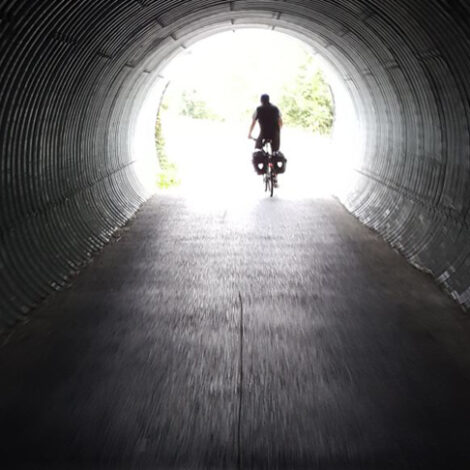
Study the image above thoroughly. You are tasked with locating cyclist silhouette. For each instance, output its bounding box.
[248,94,283,151]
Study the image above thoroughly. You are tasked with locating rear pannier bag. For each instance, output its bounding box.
[252,150,268,175]
[272,152,287,174]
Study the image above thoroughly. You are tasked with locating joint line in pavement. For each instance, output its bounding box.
[237,291,244,470]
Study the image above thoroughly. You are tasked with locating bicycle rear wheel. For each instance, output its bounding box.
[270,172,274,197]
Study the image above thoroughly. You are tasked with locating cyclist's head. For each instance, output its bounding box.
[260,94,270,105]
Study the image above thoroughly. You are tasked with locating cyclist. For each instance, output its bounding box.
[248,93,283,152]
[248,94,284,186]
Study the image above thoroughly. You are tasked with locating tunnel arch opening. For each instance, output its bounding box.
[146,27,361,200]
[2,1,470,325]
[128,15,370,197]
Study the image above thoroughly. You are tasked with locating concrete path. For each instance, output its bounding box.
[2,194,470,469]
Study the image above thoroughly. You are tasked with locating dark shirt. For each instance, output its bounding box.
[253,103,281,138]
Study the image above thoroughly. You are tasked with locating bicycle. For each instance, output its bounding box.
[251,138,277,198]
[263,140,276,198]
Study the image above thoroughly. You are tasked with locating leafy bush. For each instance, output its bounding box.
[155,107,181,188]
[180,90,223,121]
[279,53,334,134]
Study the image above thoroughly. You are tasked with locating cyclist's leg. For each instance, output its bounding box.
[255,135,263,150]
[272,132,280,152]
[271,132,280,187]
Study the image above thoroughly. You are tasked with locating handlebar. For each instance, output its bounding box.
[249,136,273,144]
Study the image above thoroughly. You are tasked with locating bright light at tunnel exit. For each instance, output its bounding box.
[136,29,363,206]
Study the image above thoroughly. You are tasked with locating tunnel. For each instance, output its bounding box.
[2,0,470,325]
[3,1,470,467]
[0,0,468,322]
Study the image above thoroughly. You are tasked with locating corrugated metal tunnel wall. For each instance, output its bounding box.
[1,0,470,326]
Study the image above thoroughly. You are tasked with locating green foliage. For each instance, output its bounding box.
[179,90,223,121]
[156,162,180,189]
[279,54,334,134]
[155,107,181,189]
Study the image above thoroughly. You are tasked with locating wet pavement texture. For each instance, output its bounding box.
[2,194,470,469]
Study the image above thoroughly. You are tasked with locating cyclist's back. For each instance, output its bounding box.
[248,94,283,152]
[255,102,281,140]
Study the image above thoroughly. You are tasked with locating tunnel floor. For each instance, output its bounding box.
[2,194,470,469]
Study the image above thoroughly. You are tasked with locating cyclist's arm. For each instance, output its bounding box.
[248,118,256,139]
[278,116,283,129]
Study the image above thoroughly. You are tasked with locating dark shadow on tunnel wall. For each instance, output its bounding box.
[1,0,470,326]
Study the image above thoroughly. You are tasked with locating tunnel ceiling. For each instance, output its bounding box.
[1,0,470,325]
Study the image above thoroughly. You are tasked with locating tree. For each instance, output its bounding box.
[279,54,334,134]
[180,89,222,121]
